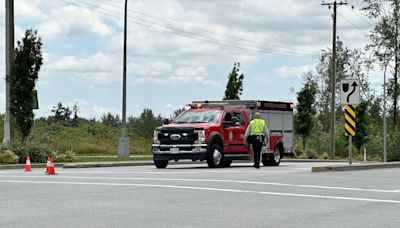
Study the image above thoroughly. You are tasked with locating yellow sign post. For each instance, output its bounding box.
[344,105,356,164]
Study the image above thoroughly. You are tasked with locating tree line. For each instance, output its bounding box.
[294,0,400,161]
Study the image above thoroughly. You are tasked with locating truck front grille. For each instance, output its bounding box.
[158,128,198,145]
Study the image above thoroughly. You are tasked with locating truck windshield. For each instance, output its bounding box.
[173,110,221,124]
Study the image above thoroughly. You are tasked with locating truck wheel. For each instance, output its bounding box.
[207,143,224,168]
[154,159,168,168]
[221,158,232,168]
[263,147,281,166]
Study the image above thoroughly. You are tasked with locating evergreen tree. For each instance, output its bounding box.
[128,108,163,139]
[362,0,400,130]
[10,29,43,140]
[354,101,369,151]
[223,62,244,100]
[101,113,121,127]
[295,75,317,150]
[50,102,72,125]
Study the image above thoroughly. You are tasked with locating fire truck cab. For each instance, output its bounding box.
[152,100,294,168]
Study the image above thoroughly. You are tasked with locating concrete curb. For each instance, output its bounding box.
[0,159,372,170]
[62,161,153,169]
[59,159,348,169]
[0,163,63,170]
[311,162,400,172]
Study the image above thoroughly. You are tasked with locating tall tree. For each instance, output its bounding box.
[10,29,43,140]
[223,62,244,100]
[50,102,72,125]
[101,113,121,127]
[295,74,317,150]
[362,0,400,130]
[354,101,369,151]
[314,45,371,133]
[128,108,163,139]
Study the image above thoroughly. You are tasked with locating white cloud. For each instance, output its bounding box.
[128,61,172,77]
[274,64,316,79]
[15,1,45,21]
[50,52,117,72]
[39,5,112,39]
[172,66,206,83]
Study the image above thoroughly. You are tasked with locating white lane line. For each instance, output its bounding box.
[0,170,300,174]
[0,179,400,205]
[1,175,398,194]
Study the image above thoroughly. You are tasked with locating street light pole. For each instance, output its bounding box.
[118,0,129,158]
[383,60,388,162]
[3,0,14,147]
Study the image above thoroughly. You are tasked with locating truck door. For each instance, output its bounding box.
[222,112,236,153]
[231,111,248,153]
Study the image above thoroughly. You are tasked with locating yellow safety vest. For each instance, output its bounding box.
[250,119,266,135]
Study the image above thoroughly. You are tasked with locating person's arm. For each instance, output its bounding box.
[264,124,270,143]
[244,124,251,143]
[264,125,270,137]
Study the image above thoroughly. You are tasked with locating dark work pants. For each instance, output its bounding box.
[251,135,264,167]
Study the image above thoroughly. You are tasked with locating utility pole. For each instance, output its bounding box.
[118,0,129,158]
[322,1,347,159]
[3,0,14,147]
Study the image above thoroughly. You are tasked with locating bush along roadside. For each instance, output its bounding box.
[0,150,19,164]
[10,141,54,163]
[54,149,76,162]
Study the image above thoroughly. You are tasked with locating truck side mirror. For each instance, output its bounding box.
[163,118,170,125]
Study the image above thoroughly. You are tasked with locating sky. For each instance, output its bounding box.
[0,0,379,119]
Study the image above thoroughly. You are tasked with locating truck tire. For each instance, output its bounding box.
[263,147,281,166]
[207,143,224,168]
[154,159,168,168]
[221,158,232,168]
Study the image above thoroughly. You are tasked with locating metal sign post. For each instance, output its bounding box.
[344,105,356,165]
[349,135,352,165]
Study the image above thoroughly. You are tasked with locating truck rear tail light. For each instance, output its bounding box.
[194,130,206,144]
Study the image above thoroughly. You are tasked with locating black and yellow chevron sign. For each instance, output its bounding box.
[344,105,356,136]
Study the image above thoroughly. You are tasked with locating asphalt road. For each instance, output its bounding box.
[1,162,400,228]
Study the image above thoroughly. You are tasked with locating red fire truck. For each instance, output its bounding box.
[152,100,294,168]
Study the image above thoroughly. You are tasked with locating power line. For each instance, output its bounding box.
[91,0,314,53]
[59,0,320,58]
[337,11,370,37]
[345,4,376,27]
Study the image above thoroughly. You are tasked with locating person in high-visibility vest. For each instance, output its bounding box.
[244,112,269,168]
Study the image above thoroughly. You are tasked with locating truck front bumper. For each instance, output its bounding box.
[152,144,208,161]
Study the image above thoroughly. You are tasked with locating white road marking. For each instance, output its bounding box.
[0,170,300,174]
[0,175,398,194]
[0,179,399,204]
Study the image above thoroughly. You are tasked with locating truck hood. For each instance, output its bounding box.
[160,122,218,130]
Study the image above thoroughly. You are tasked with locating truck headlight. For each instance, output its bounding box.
[153,130,160,144]
[194,130,206,144]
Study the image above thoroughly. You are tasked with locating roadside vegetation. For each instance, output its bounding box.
[294,1,400,162]
[0,106,161,164]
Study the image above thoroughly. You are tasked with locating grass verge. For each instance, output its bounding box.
[74,156,152,163]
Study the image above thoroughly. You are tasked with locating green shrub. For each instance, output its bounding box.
[388,131,400,161]
[11,142,54,163]
[54,149,76,162]
[317,152,330,160]
[0,150,19,164]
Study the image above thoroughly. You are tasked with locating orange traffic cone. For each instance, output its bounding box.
[46,157,56,175]
[24,156,32,172]
[45,157,51,174]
